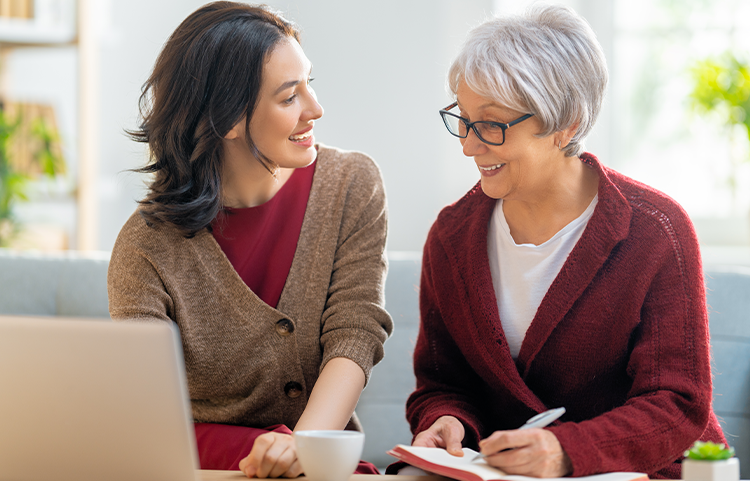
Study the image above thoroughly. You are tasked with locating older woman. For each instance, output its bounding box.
[404,4,726,479]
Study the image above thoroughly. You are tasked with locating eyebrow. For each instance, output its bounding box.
[274,80,300,95]
[478,102,498,110]
[273,66,314,96]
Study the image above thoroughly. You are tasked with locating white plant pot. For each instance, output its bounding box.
[682,457,739,481]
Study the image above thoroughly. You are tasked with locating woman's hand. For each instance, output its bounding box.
[412,415,465,456]
[478,428,572,478]
[238,431,302,478]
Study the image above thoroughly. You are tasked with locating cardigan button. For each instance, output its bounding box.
[275,319,295,336]
[284,381,303,398]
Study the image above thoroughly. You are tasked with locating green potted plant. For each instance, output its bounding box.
[0,104,65,247]
[682,441,739,481]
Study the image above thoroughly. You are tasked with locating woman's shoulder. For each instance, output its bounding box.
[603,166,693,228]
[113,209,197,256]
[598,165,700,259]
[435,182,493,229]
[425,182,494,253]
[314,143,383,185]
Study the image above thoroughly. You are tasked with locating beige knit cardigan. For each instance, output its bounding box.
[108,145,393,430]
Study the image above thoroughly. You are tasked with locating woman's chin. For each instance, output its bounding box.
[479,178,508,200]
[276,148,317,170]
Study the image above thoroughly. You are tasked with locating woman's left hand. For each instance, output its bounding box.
[478,428,572,478]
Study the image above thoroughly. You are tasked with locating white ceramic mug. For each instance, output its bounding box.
[294,430,365,481]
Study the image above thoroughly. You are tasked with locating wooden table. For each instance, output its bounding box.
[196,473,684,481]
[198,473,445,481]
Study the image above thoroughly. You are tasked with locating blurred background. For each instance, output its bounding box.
[0,0,749,264]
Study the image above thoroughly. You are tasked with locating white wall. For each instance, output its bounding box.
[7,0,618,253]
[92,0,494,252]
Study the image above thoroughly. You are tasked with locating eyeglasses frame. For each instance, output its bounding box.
[439,101,534,146]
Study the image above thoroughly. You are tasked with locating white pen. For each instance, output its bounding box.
[472,407,566,461]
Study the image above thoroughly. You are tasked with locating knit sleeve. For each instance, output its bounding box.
[548,205,716,477]
[107,215,174,324]
[405,224,486,448]
[318,155,392,384]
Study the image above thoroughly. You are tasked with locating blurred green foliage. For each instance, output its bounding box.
[0,108,66,247]
[689,52,750,150]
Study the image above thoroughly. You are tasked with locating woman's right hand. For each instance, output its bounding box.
[412,415,465,456]
[238,431,302,478]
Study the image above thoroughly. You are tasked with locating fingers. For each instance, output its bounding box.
[443,420,465,457]
[281,459,303,478]
[239,432,300,479]
[413,416,465,457]
[264,443,296,479]
[412,430,442,448]
[479,428,523,455]
[480,429,571,478]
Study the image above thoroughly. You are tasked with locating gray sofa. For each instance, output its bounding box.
[0,248,748,475]
[0,248,417,468]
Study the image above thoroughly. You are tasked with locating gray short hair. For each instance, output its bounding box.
[448,4,608,157]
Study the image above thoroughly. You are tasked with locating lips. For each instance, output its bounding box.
[289,126,313,142]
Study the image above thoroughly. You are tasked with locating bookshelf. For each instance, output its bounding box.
[0,0,99,251]
[0,0,75,45]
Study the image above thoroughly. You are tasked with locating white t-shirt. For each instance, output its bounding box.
[487,195,598,359]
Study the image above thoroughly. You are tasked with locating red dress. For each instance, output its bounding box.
[197,161,377,474]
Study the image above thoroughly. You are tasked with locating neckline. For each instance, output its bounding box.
[496,194,599,249]
[224,161,315,213]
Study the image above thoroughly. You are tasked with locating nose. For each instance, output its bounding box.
[461,127,487,157]
[303,85,324,121]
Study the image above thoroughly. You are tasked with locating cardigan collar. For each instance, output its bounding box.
[434,152,632,412]
[191,146,335,326]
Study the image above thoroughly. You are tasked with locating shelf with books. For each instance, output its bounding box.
[0,0,75,45]
[0,0,97,251]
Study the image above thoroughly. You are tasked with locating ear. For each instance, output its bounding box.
[224,120,245,140]
[556,122,580,149]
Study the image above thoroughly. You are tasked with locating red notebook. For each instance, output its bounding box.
[387,445,649,481]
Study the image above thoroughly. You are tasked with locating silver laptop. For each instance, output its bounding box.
[0,315,200,481]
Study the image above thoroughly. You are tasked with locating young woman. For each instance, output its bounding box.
[108,2,392,478]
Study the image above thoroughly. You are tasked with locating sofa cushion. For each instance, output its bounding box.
[705,266,750,479]
[0,249,110,318]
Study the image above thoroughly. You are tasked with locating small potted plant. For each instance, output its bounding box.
[682,441,739,481]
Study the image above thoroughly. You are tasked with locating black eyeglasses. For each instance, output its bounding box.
[439,102,534,146]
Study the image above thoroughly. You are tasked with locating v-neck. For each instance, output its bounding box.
[433,153,632,411]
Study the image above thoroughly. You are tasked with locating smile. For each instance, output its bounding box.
[478,163,505,171]
[289,129,313,142]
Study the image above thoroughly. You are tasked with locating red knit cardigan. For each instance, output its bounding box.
[406,153,726,479]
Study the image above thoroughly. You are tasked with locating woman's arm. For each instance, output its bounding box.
[315,155,393,383]
[294,357,365,431]
[108,221,174,323]
[239,358,365,478]
[545,209,716,477]
[406,229,487,449]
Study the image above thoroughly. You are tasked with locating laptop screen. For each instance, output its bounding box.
[0,315,200,481]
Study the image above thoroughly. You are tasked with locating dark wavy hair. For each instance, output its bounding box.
[128,2,300,237]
